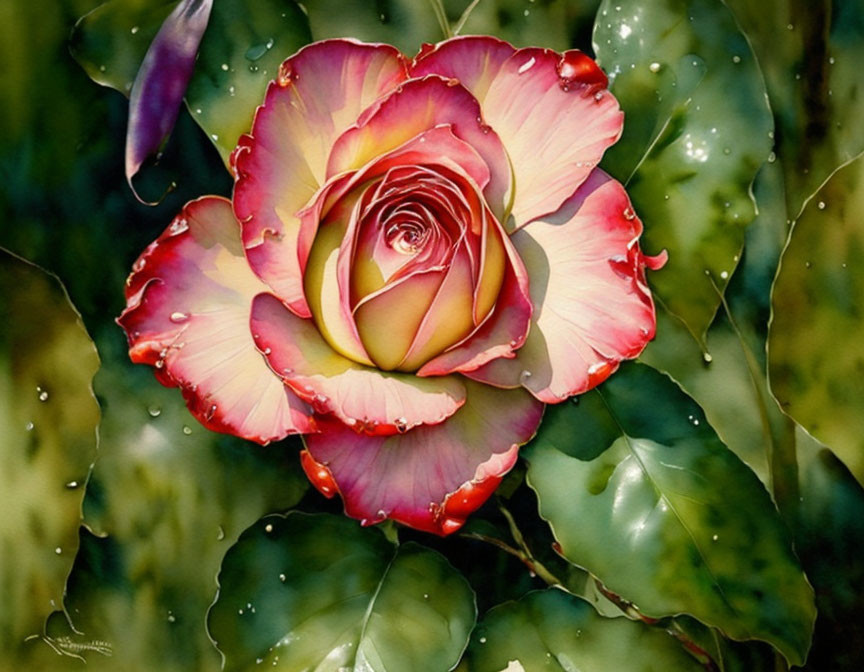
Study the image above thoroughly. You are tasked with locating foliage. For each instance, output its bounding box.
[1,0,863,670]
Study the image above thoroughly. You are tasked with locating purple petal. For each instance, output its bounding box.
[125,0,213,203]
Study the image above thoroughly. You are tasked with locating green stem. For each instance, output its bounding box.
[453,0,481,35]
[427,0,453,39]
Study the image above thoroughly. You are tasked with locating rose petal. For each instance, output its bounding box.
[411,36,515,100]
[125,0,213,203]
[117,197,315,443]
[412,37,622,230]
[250,293,467,435]
[417,222,532,376]
[327,75,513,219]
[302,380,544,535]
[467,170,661,402]
[233,40,409,316]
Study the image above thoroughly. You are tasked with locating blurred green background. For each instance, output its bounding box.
[2,0,863,670]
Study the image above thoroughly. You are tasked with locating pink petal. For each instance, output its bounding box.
[117,197,315,444]
[232,40,409,317]
[326,75,513,219]
[412,36,515,100]
[467,170,662,402]
[412,37,622,230]
[302,380,544,535]
[417,221,532,376]
[250,293,467,435]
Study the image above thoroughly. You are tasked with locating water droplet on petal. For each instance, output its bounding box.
[394,417,408,433]
[517,56,536,75]
[170,311,190,324]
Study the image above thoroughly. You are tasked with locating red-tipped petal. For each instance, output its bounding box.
[467,170,660,402]
[327,75,513,219]
[412,37,622,230]
[117,197,314,443]
[233,39,409,316]
[303,381,543,534]
[250,293,466,435]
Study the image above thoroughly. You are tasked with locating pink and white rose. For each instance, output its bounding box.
[118,36,664,535]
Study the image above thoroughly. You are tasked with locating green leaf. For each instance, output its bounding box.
[71,0,313,164]
[726,0,864,217]
[302,0,440,55]
[446,0,601,52]
[795,428,864,671]
[768,153,864,486]
[70,0,175,96]
[32,345,308,670]
[185,0,312,162]
[593,0,773,341]
[208,512,476,671]
[464,589,703,671]
[524,362,815,665]
[0,250,100,654]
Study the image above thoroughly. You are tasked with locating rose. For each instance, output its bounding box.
[118,36,664,535]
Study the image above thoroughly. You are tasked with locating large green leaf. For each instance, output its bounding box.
[768,153,864,486]
[445,0,601,52]
[593,0,773,341]
[71,0,313,164]
[726,0,864,217]
[463,589,703,671]
[795,428,864,671]
[303,0,440,54]
[0,250,99,657]
[28,341,308,670]
[185,0,312,162]
[524,363,815,665]
[208,512,476,671]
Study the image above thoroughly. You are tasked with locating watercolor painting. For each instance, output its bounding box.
[1,1,862,670]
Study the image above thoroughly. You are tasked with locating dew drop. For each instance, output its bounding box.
[130,26,139,34]
[264,523,274,533]
[720,270,729,280]
[712,534,719,541]
[649,61,661,73]
[517,56,536,75]
[394,417,408,433]
[167,611,176,623]
[622,206,636,220]
[65,480,79,489]
[702,352,713,364]
[147,405,162,418]
[767,151,776,163]
[479,637,487,644]
[279,573,286,582]
[723,147,731,155]
[25,421,34,431]
[37,386,48,402]
[183,425,192,435]
[170,311,190,323]
[221,63,230,71]
[817,201,826,210]
[732,55,741,64]
[55,547,62,555]
[829,56,836,65]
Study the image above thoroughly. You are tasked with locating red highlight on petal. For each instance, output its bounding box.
[557,49,608,89]
[300,449,340,499]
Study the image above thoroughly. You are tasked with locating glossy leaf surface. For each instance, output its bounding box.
[726,0,864,217]
[524,363,815,665]
[594,0,773,340]
[0,251,99,655]
[208,513,476,671]
[463,589,702,672]
[769,153,864,486]
[31,351,308,670]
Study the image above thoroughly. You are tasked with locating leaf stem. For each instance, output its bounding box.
[453,0,481,35]
[497,501,564,587]
[427,0,453,39]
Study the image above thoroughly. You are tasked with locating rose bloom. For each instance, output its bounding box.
[119,36,664,535]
